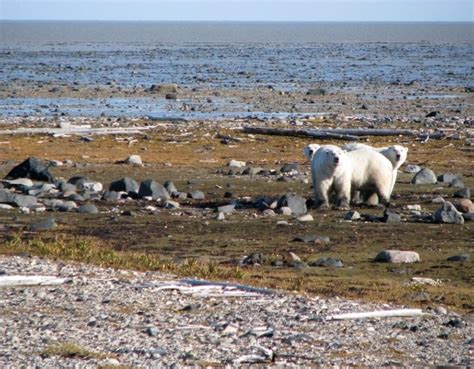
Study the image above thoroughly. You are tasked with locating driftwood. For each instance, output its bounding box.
[241,126,445,140]
[0,126,158,136]
[327,308,423,320]
[0,275,67,288]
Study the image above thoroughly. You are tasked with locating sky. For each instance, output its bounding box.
[1,0,473,21]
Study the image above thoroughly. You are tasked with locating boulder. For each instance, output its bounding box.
[447,254,470,262]
[109,177,139,194]
[12,195,37,208]
[125,155,143,166]
[306,88,327,96]
[404,164,421,174]
[375,250,420,263]
[138,180,170,200]
[277,193,307,216]
[293,235,330,244]
[454,199,474,213]
[280,163,300,174]
[463,213,474,221]
[77,204,99,214]
[4,157,54,183]
[102,191,120,202]
[217,204,235,214]
[433,201,464,224]
[163,180,178,195]
[0,189,15,204]
[228,160,246,168]
[309,257,343,268]
[449,178,464,188]
[437,173,459,183]
[383,209,401,223]
[29,217,57,231]
[453,188,470,199]
[411,168,437,185]
[3,178,34,188]
[188,190,205,200]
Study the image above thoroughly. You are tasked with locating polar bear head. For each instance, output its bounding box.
[319,145,346,169]
[303,144,321,161]
[381,145,408,170]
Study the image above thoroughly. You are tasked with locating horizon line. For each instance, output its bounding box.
[1,19,473,23]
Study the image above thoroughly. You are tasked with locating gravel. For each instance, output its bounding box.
[0,256,472,368]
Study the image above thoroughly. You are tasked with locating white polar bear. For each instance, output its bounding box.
[311,145,393,209]
[303,144,321,161]
[342,142,408,193]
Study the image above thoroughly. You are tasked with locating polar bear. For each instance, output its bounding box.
[303,144,321,161]
[311,145,393,209]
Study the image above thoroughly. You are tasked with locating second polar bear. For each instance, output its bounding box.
[303,143,321,161]
[311,145,394,209]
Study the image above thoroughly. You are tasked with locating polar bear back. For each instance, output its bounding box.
[346,149,394,191]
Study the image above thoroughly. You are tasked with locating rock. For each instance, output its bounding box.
[145,327,159,337]
[277,206,292,216]
[447,254,470,262]
[4,157,54,183]
[77,204,99,214]
[109,177,139,194]
[164,200,180,209]
[125,155,143,166]
[383,209,401,223]
[82,181,103,192]
[449,178,464,188]
[217,204,235,214]
[149,83,178,93]
[463,213,474,221]
[293,235,330,244]
[344,210,361,221]
[437,173,460,183]
[297,214,313,222]
[433,201,464,224]
[3,178,34,188]
[67,176,90,189]
[12,195,37,208]
[280,163,300,174]
[374,250,420,263]
[188,190,205,200]
[216,212,225,221]
[404,164,421,174]
[102,191,119,201]
[138,180,170,200]
[309,257,344,268]
[262,209,276,217]
[242,167,264,176]
[432,196,445,204]
[426,111,438,118]
[454,199,473,213]
[163,180,178,195]
[29,217,57,231]
[228,160,246,168]
[240,253,263,266]
[445,319,465,328]
[306,88,327,96]
[434,306,447,315]
[411,168,437,185]
[165,92,177,100]
[0,189,15,204]
[57,181,76,193]
[453,188,470,199]
[0,204,14,210]
[277,193,307,216]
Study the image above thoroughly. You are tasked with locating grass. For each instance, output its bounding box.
[41,342,108,360]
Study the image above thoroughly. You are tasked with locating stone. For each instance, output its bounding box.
[217,204,235,214]
[145,327,159,337]
[454,199,473,213]
[164,200,180,209]
[216,212,225,221]
[453,188,470,199]
[125,155,143,166]
[411,168,437,185]
[434,306,448,315]
[67,176,90,189]
[77,204,99,214]
[102,191,120,201]
[4,157,54,183]
[449,178,464,189]
[425,111,438,117]
[445,319,465,328]
[240,253,263,266]
[277,193,307,216]
[82,181,103,192]
[0,189,15,204]
[29,217,57,231]
[163,180,178,195]
[293,235,330,244]
[109,177,139,194]
[306,88,327,96]
[228,160,246,168]
[188,190,205,200]
[3,178,34,188]
[463,213,474,221]
[297,214,313,222]
[432,196,445,204]
[262,209,276,217]
[309,257,344,268]
[12,195,37,208]
[433,201,464,224]
[437,173,459,183]
[447,254,470,262]
[374,250,420,263]
[57,181,77,193]
[404,164,421,174]
[383,209,401,223]
[0,204,14,210]
[165,92,177,100]
[149,83,178,93]
[138,180,170,200]
[280,163,300,173]
[344,210,361,221]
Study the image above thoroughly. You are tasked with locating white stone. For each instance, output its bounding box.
[297,214,314,222]
[375,250,420,264]
[125,154,143,166]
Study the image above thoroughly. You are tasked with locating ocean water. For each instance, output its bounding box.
[0,21,472,119]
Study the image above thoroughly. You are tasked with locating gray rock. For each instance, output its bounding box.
[109,177,139,194]
[437,173,460,183]
[309,257,344,268]
[280,163,300,174]
[57,181,77,193]
[163,180,178,195]
[383,209,401,223]
[77,204,99,214]
[138,180,170,200]
[344,210,361,221]
[164,200,180,209]
[306,88,327,96]
[4,157,54,183]
[433,201,464,225]
[412,168,437,185]
[12,195,37,208]
[67,176,90,190]
[463,213,474,221]
[447,254,470,262]
[165,92,177,100]
[432,196,445,204]
[404,164,421,174]
[102,191,120,201]
[217,204,235,214]
[240,253,263,266]
[277,193,307,216]
[145,327,159,337]
[3,178,34,188]
[29,217,57,231]
[0,189,15,204]
[277,206,292,216]
[449,178,464,188]
[454,188,470,199]
[375,250,420,263]
[124,155,143,166]
[188,190,205,200]
[293,235,330,244]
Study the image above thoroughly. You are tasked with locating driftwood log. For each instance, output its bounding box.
[327,308,424,320]
[241,126,445,140]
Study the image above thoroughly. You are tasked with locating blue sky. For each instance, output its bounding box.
[1,0,473,21]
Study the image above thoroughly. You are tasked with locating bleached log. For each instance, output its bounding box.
[0,126,157,136]
[241,127,360,141]
[0,275,67,288]
[327,308,423,320]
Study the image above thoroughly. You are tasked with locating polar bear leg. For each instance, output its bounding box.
[334,176,351,209]
[312,177,332,209]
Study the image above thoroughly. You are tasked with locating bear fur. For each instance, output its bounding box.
[311,145,393,209]
[303,143,321,161]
